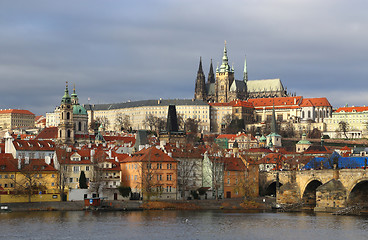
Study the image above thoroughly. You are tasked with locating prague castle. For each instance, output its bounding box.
[194,41,287,103]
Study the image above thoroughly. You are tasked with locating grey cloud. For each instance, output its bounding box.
[1,0,368,115]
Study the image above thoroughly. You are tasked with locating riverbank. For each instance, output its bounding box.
[1,197,274,212]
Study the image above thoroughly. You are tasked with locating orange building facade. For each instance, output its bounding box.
[223,157,246,199]
[120,147,178,200]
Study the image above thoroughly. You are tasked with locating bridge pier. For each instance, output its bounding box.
[314,179,347,212]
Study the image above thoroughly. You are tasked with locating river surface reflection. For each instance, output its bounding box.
[1,210,368,240]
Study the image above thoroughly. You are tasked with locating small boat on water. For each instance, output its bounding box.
[0,205,12,213]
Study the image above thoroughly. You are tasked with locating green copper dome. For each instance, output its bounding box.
[73,105,87,115]
[259,135,267,142]
[297,139,312,145]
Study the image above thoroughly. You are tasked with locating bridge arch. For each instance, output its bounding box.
[347,178,368,206]
[264,181,283,197]
[301,179,323,208]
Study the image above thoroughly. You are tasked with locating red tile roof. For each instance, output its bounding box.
[122,147,177,163]
[0,109,34,115]
[224,157,246,171]
[340,146,351,151]
[56,148,93,165]
[35,115,44,121]
[13,139,55,151]
[35,127,58,140]
[248,96,302,109]
[209,100,254,108]
[217,133,256,141]
[300,98,331,107]
[0,154,57,172]
[335,106,368,113]
[259,153,286,165]
[103,136,136,145]
[0,153,18,172]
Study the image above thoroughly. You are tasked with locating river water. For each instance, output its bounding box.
[1,210,368,240]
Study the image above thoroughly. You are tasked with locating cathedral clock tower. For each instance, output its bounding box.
[215,41,234,103]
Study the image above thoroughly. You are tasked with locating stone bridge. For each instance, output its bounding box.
[259,169,368,211]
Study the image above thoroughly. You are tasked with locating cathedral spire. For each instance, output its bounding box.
[194,57,207,100]
[219,40,230,72]
[207,59,215,83]
[271,103,278,134]
[243,55,248,82]
[198,56,204,74]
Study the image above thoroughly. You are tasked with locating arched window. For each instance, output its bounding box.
[62,112,64,119]
[67,130,71,138]
[78,122,82,131]
[302,111,305,118]
[59,130,62,137]
[308,110,311,118]
[67,112,70,120]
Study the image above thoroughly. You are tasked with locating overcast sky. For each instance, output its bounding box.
[1,0,368,115]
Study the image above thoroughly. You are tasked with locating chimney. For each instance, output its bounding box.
[90,149,95,162]
[45,156,51,165]
[18,157,21,170]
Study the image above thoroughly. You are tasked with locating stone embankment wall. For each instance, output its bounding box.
[3,200,141,212]
[2,198,272,212]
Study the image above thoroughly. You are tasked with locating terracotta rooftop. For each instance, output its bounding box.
[122,146,177,163]
[35,127,58,140]
[300,98,331,107]
[248,96,302,108]
[335,106,368,113]
[0,109,34,115]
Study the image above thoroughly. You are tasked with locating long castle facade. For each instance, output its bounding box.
[194,42,288,103]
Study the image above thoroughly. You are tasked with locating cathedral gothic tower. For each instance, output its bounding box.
[215,41,235,103]
[194,57,207,101]
[58,83,75,145]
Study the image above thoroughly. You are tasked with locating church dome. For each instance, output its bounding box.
[73,105,87,115]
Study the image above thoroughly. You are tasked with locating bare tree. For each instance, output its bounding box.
[157,117,166,133]
[55,148,70,201]
[307,128,321,139]
[11,159,49,203]
[280,122,295,138]
[115,113,131,131]
[204,144,225,200]
[177,146,202,199]
[135,149,164,200]
[89,150,107,194]
[177,113,185,131]
[185,118,200,133]
[222,114,232,132]
[339,121,349,139]
[143,114,157,131]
